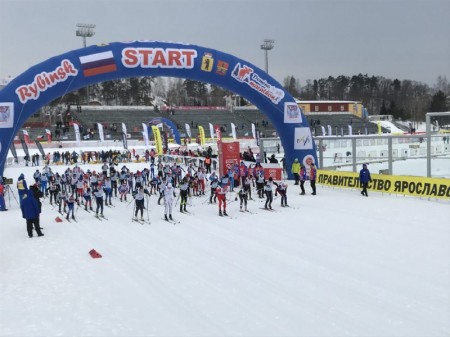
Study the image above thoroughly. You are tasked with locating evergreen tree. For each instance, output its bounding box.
[429,90,448,112]
[283,76,301,98]
[380,100,388,115]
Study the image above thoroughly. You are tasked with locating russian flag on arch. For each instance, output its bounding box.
[79,51,117,77]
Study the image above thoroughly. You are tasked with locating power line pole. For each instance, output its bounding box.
[260,39,275,74]
[76,23,96,104]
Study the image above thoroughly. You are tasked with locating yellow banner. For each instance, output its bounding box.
[151,126,163,155]
[198,126,206,145]
[317,169,450,199]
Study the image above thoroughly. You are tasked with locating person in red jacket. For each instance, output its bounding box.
[215,183,229,216]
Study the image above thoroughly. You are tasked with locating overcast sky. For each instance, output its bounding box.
[0,0,449,87]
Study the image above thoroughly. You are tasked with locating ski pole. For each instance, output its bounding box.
[126,198,134,207]
[131,202,136,220]
[146,195,150,222]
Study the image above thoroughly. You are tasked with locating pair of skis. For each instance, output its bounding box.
[260,207,278,213]
[94,214,108,221]
[163,217,179,224]
[239,209,256,214]
[132,218,151,225]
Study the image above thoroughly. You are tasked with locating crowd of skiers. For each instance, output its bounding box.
[12,154,376,238]
[14,157,306,236]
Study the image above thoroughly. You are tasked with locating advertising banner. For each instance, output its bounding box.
[9,143,18,163]
[20,137,29,160]
[142,123,149,146]
[230,123,237,140]
[209,123,215,140]
[214,124,222,143]
[317,170,450,200]
[35,140,46,157]
[185,123,191,138]
[73,123,81,143]
[97,123,104,142]
[22,130,30,144]
[218,141,240,177]
[121,123,128,149]
[122,132,128,149]
[198,126,206,145]
[151,126,163,155]
[45,129,52,143]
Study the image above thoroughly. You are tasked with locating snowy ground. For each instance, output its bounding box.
[1,160,449,337]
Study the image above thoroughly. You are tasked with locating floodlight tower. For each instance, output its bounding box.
[76,23,96,104]
[260,39,275,74]
[76,23,96,48]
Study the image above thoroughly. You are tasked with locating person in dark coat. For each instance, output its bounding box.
[359,164,372,197]
[21,189,44,238]
[29,182,44,213]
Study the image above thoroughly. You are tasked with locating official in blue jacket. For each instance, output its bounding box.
[21,189,44,238]
[359,164,372,197]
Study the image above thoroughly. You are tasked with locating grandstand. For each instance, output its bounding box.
[307,113,382,136]
[17,103,387,144]
[68,106,279,140]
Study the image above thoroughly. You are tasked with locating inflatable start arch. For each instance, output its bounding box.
[0,40,317,177]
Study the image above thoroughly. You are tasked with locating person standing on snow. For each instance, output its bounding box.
[83,187,93,211]
[264,177,278,210]
[235,186,249,212]
[255,171,265,199]
[133,186,150,221]
[215,183,229,216]
[66,194,76,220]
[310,163,317,195]
[164,183,176,221]
[291,158,300,185]
[359,164,372,197]
[118,181,129,202]
[275,181,288,207]
[21,189,44,238]
[0,180,8,211]
[208,173,219,204]
[299,164,307,195]
[93,183,105,218]
[178,176,190,213]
